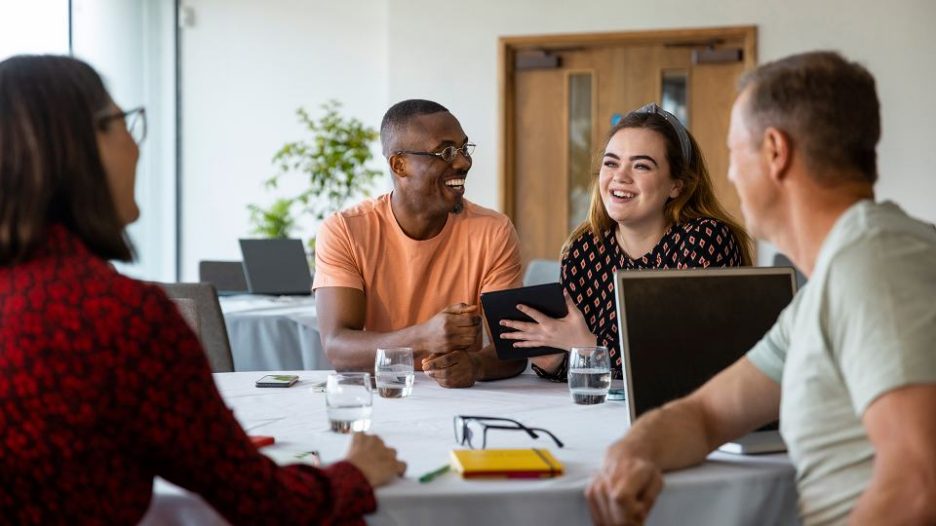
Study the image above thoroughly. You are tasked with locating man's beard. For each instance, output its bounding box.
[451,197,464,214]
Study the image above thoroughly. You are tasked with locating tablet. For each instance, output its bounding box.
[480,282,568,359]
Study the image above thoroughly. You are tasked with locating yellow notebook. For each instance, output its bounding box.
[450,448,564,479]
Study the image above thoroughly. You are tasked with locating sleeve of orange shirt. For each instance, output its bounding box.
[313,213,365,291]
[479,220,522,294]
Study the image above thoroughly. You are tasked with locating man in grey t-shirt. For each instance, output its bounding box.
[587,52,936,526]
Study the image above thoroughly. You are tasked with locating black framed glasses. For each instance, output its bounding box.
[97,106,147,145]
[453,415,564,450]
[395,143,475,163]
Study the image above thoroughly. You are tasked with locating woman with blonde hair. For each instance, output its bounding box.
[501,103,752,380]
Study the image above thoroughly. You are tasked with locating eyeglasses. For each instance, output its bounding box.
[97,106,147,145]
[453,415,564,450]
[395,143,475,163]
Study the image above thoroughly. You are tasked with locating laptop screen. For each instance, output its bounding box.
[614,267,797,422]
[239,238,313,295]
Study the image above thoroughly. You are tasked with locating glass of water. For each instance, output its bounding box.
[568,346,612,405]
[375,347,415,399]
[326,372,373,433]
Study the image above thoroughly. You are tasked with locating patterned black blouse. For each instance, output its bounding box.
[533,217,743,381]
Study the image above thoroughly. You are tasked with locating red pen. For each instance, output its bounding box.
[249,435,275,448]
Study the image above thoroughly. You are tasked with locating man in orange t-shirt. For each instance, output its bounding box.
[313,99,526,388]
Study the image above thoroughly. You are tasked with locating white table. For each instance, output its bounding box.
[220,295,332,371]
[143,372,799,526]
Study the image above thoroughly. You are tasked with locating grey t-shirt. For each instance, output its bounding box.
[747,200,936,526]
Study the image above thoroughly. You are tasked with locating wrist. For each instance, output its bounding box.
[408,323,430,355]
[568,333,598,351]
[467,350,483,381]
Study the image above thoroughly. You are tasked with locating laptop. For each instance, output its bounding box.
[614,267,797,454]
[199,260,248,295]
[238,238,313,296]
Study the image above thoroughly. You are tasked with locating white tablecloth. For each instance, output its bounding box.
[143,372,799,526]
[220,295,332,371]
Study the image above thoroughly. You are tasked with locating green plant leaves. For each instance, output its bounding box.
[247,100,381,247]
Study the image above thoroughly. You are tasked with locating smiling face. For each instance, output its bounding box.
[599,127,682,230]
[392,111,471,216]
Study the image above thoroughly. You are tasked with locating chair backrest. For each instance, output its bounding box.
[159,282,235,372]
[772,252,808,289]
[523,259,561,287]
[198,260,248,294]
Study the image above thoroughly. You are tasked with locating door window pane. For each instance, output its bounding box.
[661,70,689,127]
[568,73,593,232]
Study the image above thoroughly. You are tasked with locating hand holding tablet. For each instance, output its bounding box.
[481,283,589,359]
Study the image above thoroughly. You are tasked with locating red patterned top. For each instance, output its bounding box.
[534,217,743,381]
[0,225,376,525]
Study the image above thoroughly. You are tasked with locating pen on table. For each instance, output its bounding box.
[418,464,451,484]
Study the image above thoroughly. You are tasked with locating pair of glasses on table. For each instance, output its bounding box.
[453,415,564,450]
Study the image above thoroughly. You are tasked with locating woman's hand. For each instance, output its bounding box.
[344,433,407,488]
[499,290,596,351]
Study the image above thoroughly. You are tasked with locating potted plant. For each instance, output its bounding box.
[247,100,381,255]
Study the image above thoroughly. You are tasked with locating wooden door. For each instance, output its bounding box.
[503,27,756,269]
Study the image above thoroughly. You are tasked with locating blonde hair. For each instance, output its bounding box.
[562,112,753,265]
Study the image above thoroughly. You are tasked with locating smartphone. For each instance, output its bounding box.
[256,374,299,388]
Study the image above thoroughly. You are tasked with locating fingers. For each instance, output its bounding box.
[443,302,478,315]
[515,303,550,324]
[498,319,537,334]
[511,340,547,348]
[423,352,460,370]
[639,472,664,518]
[423,352,476,388]
[586,476,613,526]
[563,290,579,313]
[396,459,408,477]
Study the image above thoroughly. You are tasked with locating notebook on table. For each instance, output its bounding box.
[450,449,564,479]
[613,267,797,454]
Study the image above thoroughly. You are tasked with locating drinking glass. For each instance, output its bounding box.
[568,346,612,405]
[375,347,415,399]
[326,372,373,433]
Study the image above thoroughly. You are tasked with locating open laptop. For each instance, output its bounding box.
[238,239,313,296]
[614,267,797,454]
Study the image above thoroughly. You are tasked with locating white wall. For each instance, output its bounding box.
[180,0,389,280]
[73,0,178,281]
[0,0,69,58]
[385,0,936,261]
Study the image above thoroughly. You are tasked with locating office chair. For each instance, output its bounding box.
[523,259,561,287]
[159,282,235,372]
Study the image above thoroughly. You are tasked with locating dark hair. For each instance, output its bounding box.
[564,111,753,265]
[380,99,449,156]
[0,54,132,265]
[738,51,880,184]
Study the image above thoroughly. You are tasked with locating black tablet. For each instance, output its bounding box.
[480,282,568,359]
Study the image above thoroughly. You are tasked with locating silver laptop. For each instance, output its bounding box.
[614,267,797,454]
[238,239,312,296]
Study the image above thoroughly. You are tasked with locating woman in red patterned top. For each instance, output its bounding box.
[501,104,753,380]
[0,55,405,524]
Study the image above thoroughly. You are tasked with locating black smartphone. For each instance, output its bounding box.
[256,374,299,388]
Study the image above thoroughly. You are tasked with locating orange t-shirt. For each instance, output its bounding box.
[312,193,522,332]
